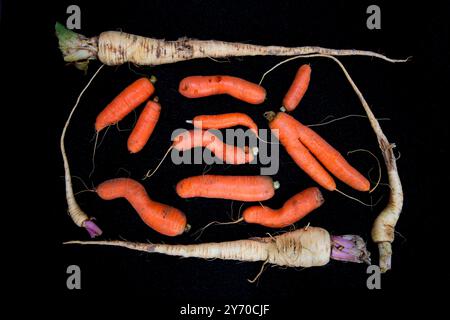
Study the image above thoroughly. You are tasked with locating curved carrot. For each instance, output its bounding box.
[188,113,258,136]
[268,112,336,191]
[176,175,279,201]
[282,64,311,112]
[173,129,255,164]
[291,115,370,191]
[243,187,324,228]
[95,78,155,132]
[127,99,161,153]
[179,76,266,104]
[96,178,188,236]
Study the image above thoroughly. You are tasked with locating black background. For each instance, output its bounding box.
[2,0,448,311]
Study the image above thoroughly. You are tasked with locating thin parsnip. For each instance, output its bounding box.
[65,226,370,268]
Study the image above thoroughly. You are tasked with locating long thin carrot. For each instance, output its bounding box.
[96,178,189,236]
[282,64,311,112]
[95,77,154,132]
[281,112,370,191]
[187,113,258,136]
[127,99,161,153]
[265,111,336,191]
[176,175,279,201]
[179,76,266,104]
[243,187,323,228]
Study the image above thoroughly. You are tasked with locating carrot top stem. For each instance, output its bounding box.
[263,111,276,122]
[330,235,370,264]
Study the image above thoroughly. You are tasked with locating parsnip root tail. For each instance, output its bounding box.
[61,64,105,237]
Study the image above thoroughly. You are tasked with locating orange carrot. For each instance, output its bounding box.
[127,99,161,153]
[187,113,258,136]
[173,129,255,164]
[266,112,336,191]
[176,175,279,201]
[95,78,155,132]
[179,75,266,104]
[96,178,188,236]
[291,114,370,191]
[243,187,324,228]
[282,64,311,112]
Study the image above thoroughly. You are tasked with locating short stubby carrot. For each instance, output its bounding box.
[127,100,161,153]
[243,187,324,228]
[173,129,255,164]
[267,112,336,191]
[289,114,370,191]
[95,77,155,132]
[179,75,266,104]
[176,175,279,201]
[188,113,258,136]
[96,178,188,236]
[282,64,311,112]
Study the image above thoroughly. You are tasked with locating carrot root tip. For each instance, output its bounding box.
[83,220,103,238]
[185,120,193,124]
[330,235,371,264]
[273,181,280,190]
[251,147,259,156]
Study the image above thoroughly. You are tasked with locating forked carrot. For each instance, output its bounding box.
[96,178,189,236]
[265,111,336,191]
[179,76,266,104]
[176,175,279,201]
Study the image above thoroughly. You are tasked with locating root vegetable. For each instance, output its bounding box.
[172,129,256,164]
[179,76,266,104]
[176,175,279,202]
[95,77,154,132]
[282,64,311,112]
[65,226,370,268]
[186,113,258,136]
[97,178,189,236]
[127,99,161,153]
[243,187,324,227]
[55,23,407,73]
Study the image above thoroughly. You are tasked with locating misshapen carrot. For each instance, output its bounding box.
[188,113,258,136]
[243,187,324,228]
[96,178,188,236]
[267,112,336,191]
[176,175,279,201]
[282,64,311,112]
[291,115,370,191]
[173,129,255,164]
[179,76,266,104]
[95,77,154,132]
[127,99,161,153]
